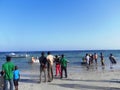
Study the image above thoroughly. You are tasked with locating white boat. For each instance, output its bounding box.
[6,53,30,58]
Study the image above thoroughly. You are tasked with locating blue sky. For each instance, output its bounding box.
[0,0,120,51]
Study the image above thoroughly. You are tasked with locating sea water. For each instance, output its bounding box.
[0,50,120,73]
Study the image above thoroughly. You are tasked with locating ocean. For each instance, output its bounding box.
[0,50,120,73]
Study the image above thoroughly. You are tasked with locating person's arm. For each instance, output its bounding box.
[66,59,69,63]
[46,57,51,64]
[65,58,69,63]
[53,55,55,62]
[60,58,62,64]
[0,71,4,76]
[112,56,115,60]
[39,57,41,64]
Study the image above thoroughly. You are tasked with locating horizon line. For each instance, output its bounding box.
[0,49,120,52]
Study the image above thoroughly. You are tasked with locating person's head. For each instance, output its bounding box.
[110,53,113,56]
[6,56,11,62]
[86,53,88,56]
[55,55,58,58]
[41,52,45,56]
[61,54,64,58]
[89,54,92,56]
[47,51,50,55]
[100,53,103,55]
[15,66,18,70]
[0,71,4,76]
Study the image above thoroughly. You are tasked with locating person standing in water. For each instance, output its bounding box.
[94,53,98,65]
[100,53,105,66]
[2,56,15,90]
[39,52,47,83]
[46,52,55,82]
[13,66,20,90]
[85,53,90,70]
[109,53,117,69]
[54,55,61,77]
[60,54,68,79]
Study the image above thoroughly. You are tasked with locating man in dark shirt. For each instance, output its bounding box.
[109,53,117,69]
[39,52,47,83]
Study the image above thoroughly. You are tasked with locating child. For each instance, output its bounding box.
[13,66,20,90]
[54,55,61,77]
[0,71,4,90]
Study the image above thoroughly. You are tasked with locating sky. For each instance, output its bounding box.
[0,0,120,51]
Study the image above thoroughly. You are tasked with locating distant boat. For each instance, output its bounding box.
[6,53,30,58]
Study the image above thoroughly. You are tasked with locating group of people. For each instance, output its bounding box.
[0,51,69,90]
[0,56,20,90]
[83,53,117,69]
[39,51,69,83]
[0,52,117,90]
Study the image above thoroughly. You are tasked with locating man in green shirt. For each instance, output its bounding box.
[2,56,15,90]
[60,54,68,79]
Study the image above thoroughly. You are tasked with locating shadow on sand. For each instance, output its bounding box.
[51,83,120,90]
[20,79,39,84]
[61,78,120,83]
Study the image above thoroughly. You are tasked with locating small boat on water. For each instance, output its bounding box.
[6,53,30,58]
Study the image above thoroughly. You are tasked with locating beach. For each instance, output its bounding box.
[1,0,120,89]
[19,65,120,90]
[0,50,120,90]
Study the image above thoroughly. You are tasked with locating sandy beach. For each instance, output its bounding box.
[19,65,120,90]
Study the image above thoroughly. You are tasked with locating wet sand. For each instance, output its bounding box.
[19,65,120,90]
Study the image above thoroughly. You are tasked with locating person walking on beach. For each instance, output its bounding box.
[85,53,90,69]
[54,55,61,77]
[2,56,15,90]
[100,53,105,66]
[109,53,117,69]
[46,51,55,82]
[60,54,68,78]
[39,52,47,83]
[13,66,20,90]
[94,53,98,65]
[89,54,94,64]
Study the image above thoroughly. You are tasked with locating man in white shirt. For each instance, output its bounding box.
[85,53,90,70]
[46,52,55,82]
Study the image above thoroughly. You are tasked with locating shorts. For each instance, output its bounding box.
[14,79,19,86]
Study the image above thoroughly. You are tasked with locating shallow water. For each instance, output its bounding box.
[0,50,120,73]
